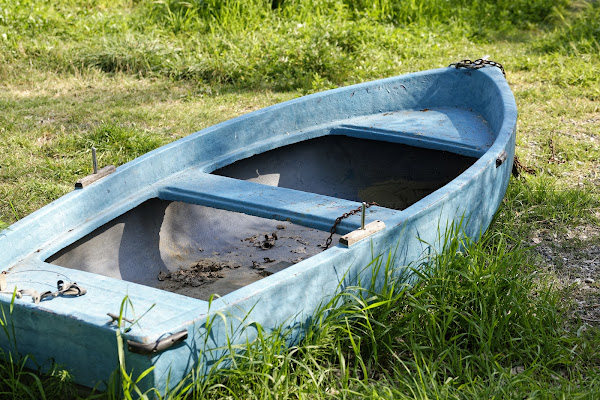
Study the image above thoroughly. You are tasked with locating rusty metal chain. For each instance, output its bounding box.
[322,202,379,250]
[449,58,505,76]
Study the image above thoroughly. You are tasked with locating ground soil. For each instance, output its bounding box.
[533,224,600,325]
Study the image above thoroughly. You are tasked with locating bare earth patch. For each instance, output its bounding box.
[533,224,600,324]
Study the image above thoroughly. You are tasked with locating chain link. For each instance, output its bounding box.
[449,58,505,76]
[322,202,379,250]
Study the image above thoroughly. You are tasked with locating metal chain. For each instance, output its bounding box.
[322,202,379,250]
[512,155,535,178]
[449,58,505,76]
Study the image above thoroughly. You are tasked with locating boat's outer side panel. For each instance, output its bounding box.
[0,67,516,394]
[132,67,517,393]
[0,297,120,387]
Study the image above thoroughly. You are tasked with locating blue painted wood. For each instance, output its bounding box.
[0,66,516,394]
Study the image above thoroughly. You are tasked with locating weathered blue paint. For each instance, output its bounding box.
[0,66,516,394]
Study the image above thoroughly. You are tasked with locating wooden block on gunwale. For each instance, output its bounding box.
[339,221,386,247]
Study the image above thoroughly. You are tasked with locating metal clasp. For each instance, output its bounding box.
[127,330,188,355]
[496,151,508,167]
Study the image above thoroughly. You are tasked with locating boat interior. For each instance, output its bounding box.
[47,134,478,300]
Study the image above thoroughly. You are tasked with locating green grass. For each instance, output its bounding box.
[537,1,600,55]
[496,175,600,241]
[1,0,600,398]
[0,0,570,90]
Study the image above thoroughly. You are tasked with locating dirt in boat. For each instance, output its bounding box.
[154,218,339,301]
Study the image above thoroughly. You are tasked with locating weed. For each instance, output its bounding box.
[0,293,79,399]
[112,296,158,400]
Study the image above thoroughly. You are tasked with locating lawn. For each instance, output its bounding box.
[0,0,599,398]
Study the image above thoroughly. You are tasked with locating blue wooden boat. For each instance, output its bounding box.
[0,64,516,393]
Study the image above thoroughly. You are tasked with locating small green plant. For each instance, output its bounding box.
[109,296,157,400]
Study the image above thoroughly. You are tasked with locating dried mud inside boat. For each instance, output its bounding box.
[214,136,477,210]
[47,200,339,301]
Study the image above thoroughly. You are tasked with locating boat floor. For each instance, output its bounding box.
[47,200,340,301]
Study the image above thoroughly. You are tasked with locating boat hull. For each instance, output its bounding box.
[0,66,516,393]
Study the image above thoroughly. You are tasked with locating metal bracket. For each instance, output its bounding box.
[107,313,134,324]
[496,151,508,168]
[127,330,188,355]
[75,146,116,188]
